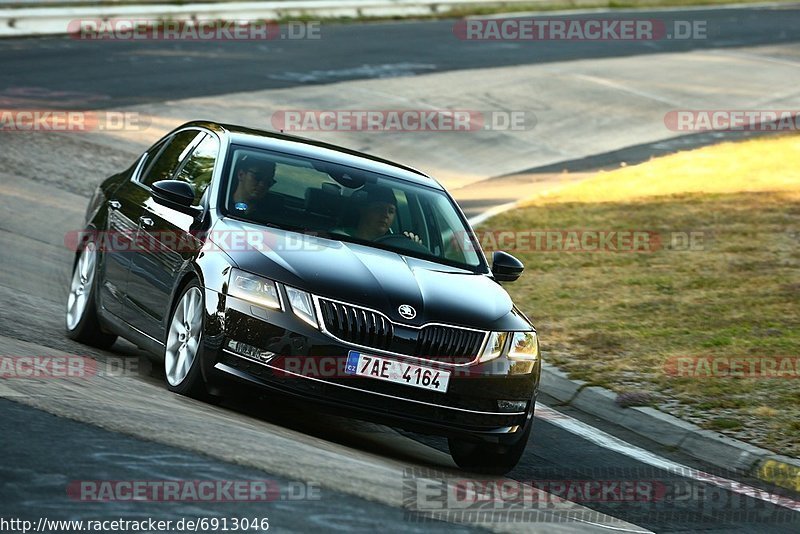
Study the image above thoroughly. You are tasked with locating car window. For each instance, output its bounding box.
[223,146,485,271]
[426,195,473,264]
[174,133,220,205]
[140,130,204,187]
[133,138,168,181]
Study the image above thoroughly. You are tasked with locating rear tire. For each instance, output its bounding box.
[65,239,117,349]
[448,421,532,475]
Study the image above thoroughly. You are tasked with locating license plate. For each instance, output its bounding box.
[345,351,450,393]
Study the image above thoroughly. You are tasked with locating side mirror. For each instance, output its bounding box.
[492,251,524,282]
[152,180,197,214]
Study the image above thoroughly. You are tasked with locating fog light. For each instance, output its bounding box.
[497,400,528,412]
[227,340,275,364]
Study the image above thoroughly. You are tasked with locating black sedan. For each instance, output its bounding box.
[65,121,541,473]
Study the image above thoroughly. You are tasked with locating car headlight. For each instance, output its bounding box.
[508,331,539,361]
[478,331,508,363]
[228,269,282,310]
[285,286,318,328]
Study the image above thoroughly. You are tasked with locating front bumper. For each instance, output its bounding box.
[201,291,541,443]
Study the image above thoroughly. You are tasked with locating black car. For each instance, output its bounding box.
[65,121,541,473]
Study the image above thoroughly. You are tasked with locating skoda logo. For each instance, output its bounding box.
[398,304,416,320]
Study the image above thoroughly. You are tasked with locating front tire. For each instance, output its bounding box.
[448,421,532,475]
[65,239,117,349]
[164,281,208,399]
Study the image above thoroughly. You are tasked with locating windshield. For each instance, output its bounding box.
[222,145,485,271]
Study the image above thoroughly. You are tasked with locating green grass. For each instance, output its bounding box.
[708,418,744,431]
[483,135,800,457]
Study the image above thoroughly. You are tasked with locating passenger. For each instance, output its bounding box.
[230,155,277,217]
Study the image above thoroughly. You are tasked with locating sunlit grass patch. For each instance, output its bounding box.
[523,134,800,205]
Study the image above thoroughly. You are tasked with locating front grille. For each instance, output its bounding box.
[318,299,394,350]
[317,298,486,363]
[415,325,485,362]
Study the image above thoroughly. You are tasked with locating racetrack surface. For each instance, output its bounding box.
[2,6,800,110]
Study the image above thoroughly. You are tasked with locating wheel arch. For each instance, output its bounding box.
[167,268,203,327]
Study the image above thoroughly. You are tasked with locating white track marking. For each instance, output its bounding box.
[536,404,800,512]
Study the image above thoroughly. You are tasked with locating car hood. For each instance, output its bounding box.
[213,218,531,330]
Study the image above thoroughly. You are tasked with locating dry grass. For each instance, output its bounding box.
[484,134,800,456]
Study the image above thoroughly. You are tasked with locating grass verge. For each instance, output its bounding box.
[481,134,800,457]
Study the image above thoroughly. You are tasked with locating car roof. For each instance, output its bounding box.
[180,120,444,190]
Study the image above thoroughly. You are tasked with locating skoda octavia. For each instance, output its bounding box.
[65,121,540,473]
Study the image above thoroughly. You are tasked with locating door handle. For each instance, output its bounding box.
[139,216,154,228]
[108,200,121,210]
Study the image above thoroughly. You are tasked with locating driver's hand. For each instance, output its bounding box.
[403,231,423,244]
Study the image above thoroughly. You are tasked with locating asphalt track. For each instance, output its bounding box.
[1,6,800,110]
[1,6,799,533]
[0,399,477,533]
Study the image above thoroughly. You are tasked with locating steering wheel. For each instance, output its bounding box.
[374,233,428,253]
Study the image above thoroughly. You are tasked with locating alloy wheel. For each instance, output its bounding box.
[165,287,203,386]
[66,241,97,331]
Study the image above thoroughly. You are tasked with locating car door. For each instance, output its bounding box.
[113,129,205,335]
[97,139,167,319]
[124,131,220,342]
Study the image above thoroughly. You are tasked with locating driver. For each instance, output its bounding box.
[340,185,422,244]
[353,186,397,240]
